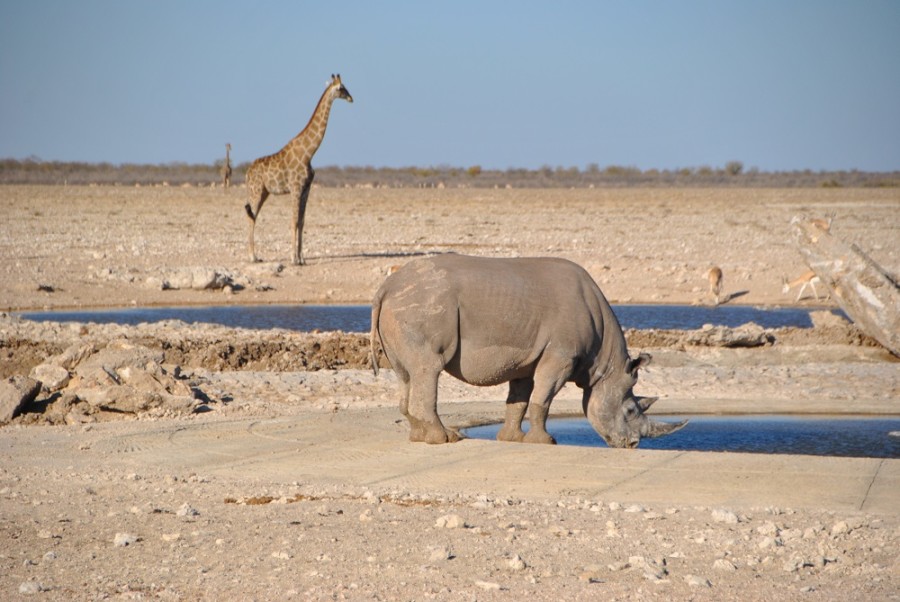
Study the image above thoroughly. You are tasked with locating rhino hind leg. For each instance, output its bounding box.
[497,378,533,442]
[406,365,461,444]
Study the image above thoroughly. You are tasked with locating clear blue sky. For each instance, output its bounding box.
[1,1,898,171]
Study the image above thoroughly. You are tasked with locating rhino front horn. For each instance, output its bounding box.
[643,418,689,438]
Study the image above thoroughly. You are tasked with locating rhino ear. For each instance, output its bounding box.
[637,396,658,412]
[627,353,652,376]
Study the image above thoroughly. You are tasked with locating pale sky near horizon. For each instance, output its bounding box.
[1,1,898,172]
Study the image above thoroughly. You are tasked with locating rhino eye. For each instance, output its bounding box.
[624,404,639,421]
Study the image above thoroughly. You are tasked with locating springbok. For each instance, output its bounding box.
[782,270,822,301]
[707,266,724,305]
[810,212,835,231]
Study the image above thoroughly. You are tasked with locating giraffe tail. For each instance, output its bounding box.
[244,204,255,220]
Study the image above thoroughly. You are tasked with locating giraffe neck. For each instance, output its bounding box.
[289,87,337,161]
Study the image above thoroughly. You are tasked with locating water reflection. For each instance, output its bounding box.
[17,304,841,333]
[464,416,900,458]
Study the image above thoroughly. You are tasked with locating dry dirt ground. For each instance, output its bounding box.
[1,185,899,601]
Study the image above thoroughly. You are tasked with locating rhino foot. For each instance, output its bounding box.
[523,430,557,445]
[497,425,526,442]
[408,422,463,444]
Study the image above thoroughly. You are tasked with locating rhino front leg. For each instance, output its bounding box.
[498,378,533,442]
[408,365,460,444]
[522,363,570,444]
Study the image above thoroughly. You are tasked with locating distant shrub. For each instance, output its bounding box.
[725,161,744,176]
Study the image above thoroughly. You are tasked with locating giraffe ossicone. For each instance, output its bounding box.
[244,74,352,265]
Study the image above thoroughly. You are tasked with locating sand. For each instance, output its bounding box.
[1,185,898,600]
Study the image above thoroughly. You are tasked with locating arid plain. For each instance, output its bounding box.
[1,185,899,600]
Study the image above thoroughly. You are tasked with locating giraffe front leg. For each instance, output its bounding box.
[292,174,313,266]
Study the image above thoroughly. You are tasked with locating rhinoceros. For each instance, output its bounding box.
[370,254,687,447]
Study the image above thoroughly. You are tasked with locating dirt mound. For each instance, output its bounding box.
[2,312,881,381]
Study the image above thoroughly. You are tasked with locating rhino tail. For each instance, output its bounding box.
[370,291,385,376]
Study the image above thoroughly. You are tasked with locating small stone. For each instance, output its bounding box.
[783,555,811,572]
[624,504,645,513]
[713,558,736,571]
[830,521,850,536]
[176,503,199,517]
[42,551,57,562]
[113,532,139,547]
[436,514,467,529]
[711,508,739,524]
[272,551,292,560]
[161,533,181,542]
[428,546,451,562]
[507,554,527,571]
[18,581,45,595]
[684,574,712,588]
[29,364,70,392]
[756,521,779,536]
[474,580,501,591]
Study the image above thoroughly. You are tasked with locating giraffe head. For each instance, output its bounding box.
[329,74,353,103]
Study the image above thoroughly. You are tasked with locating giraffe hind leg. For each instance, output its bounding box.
[246,189,269,263]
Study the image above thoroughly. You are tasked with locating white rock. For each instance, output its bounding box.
[830,521,850,536]
[436,514,467,529]
[713,558,737,571]
[507,554,527,571]
[113,532,139,547]
[176,503,199,517]
[18,581,45,595]
[756,521,779,536]
[29,364,70,391]
[711,508,739,524]
[684,574,712,587]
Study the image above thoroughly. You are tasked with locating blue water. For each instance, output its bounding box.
[16,304,838,333]
[465,416,900,458]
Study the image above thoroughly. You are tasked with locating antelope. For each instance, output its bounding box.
[810,212,835,232]
[707,266,724,305]
[782,270,822,301]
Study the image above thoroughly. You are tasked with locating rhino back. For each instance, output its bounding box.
[377,255,621,385]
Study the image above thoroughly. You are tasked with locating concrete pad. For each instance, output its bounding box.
[52,406,898,516]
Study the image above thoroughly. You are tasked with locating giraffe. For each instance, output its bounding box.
[221,143,232,189]
[244,74,353,265]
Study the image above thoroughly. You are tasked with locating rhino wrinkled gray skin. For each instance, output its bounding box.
[370,254,687,447]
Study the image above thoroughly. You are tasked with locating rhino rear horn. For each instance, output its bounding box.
[643,418,689,439]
